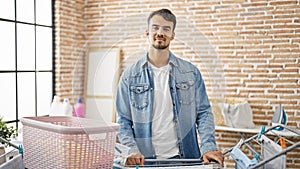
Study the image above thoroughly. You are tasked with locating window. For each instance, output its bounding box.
[0,0,54,129]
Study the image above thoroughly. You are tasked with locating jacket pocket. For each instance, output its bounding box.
[130,84,150,109]
[176,80,195,104]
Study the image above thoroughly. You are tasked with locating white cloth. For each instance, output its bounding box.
[260,135,286,169]
[150,63,179,159]
[219,102,255,128]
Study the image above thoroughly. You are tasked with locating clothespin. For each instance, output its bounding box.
[253,153,260,160]
[115,146,122,154]
[257,126,265,140]
[280,137,286,150]
[18,144,23,157]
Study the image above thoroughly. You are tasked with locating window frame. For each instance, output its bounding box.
[0,0,55,129]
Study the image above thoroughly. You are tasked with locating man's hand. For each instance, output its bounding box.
[126,152,145,166]
[202,150,224,166]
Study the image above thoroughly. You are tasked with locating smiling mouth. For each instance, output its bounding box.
[155,38,165,41]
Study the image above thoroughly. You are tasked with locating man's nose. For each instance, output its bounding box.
[157,28,164,36]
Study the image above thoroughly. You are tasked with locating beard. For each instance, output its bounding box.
[152,42,169,50]
[152,44,169,50]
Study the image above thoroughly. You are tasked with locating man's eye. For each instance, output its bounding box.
[164,28,170,32]
[152,26,159,30]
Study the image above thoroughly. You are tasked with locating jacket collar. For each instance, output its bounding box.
[140,51,178,68]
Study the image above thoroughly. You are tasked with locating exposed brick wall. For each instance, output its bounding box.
[54,0,300,168]
[54,0,86,103]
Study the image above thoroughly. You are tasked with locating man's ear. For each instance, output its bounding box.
[171,32,175,40]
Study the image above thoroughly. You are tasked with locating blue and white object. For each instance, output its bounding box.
[272,104,288,131]
[113,143,130,167]
[230,146,259,169]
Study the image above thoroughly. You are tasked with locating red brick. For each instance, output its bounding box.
[269,1,298,5]
[273,68,299,73]
[268,89,295,94]
[241,2,268,7]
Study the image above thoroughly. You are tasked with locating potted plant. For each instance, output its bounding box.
[0,117,17,143]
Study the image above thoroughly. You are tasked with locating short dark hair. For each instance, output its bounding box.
[147,9,176,31]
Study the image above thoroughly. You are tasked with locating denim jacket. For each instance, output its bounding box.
[116,52,218,159]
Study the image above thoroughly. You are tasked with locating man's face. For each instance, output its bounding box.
[146,15,175,50]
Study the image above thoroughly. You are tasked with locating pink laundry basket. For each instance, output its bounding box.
[21,116,119,169]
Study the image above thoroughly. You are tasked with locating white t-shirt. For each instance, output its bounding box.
[150,63,179,159]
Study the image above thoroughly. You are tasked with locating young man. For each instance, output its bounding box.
[116,8,224,166]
